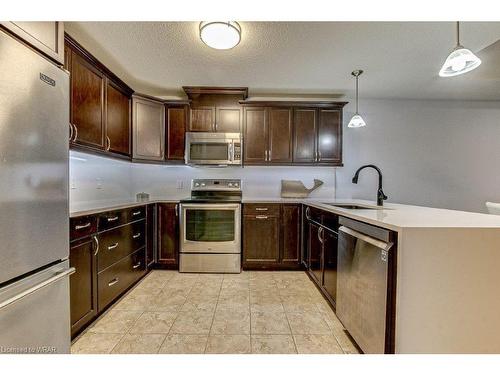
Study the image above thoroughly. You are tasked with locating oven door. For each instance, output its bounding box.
[180,203,241,253]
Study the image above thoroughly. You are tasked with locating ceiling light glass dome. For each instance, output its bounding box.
[199,22,241,50]
[439,47,482,77]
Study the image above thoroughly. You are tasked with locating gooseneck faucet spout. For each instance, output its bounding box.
[352,164,388,206]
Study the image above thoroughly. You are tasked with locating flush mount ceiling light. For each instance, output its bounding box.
[439,22,482,77]
[199,21,241,50]
[348,70,367,128]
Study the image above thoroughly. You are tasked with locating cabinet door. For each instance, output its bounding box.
[146,204,155,268]
[70,51,105,149]
[293,108,317,163]
[243,215,280,265]
[322,229,338,304]
[269,108,293,163]
[166,106,187,160]
[1,22,64,64]
[317,109,342,164]
[308,222,323,284]
[69,236,97,337]
[243,107,267,164]
[216,107,241,132]
[157,203,178,267]
[132,97,165,161]
[106,80,130,156]
[281,204,300,265]
[189,106,215,132]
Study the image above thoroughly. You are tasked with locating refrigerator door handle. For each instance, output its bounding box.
[0,268,75,310]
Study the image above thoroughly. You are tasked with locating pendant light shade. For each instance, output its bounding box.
[199,21,241,50]
[439,22,481,77]
[348,70,366,128]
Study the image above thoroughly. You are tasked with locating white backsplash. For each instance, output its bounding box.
[69,150,336,210]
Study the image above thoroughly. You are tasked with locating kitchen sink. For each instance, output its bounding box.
[322,203,384,210]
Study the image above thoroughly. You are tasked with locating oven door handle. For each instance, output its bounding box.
[339,226,393,251]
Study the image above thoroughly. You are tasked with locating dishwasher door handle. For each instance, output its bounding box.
[339,226,393,251]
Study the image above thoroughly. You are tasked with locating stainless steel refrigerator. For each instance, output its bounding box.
[0,29,73,354]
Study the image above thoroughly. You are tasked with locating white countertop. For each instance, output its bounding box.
[70,197,500,230]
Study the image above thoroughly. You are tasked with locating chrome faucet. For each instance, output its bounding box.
[352,164,388,206]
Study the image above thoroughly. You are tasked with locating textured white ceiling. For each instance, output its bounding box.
[65,22,500,100]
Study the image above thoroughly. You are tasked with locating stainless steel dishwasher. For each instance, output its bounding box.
[336,217,395,354]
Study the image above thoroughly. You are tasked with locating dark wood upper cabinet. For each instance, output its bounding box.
[157,203,179,267]
[189,106,215,132]
[317,108,342,164]
[70,51,105,149]
[268,108,293,163]
[293,108,317,163]
[106,81,130,156]
[65,34,133,159]
[166,104,188,161]
[216,107,241,132]
[243,107,267,163]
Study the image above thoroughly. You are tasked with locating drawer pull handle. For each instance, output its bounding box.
[75,222,91,230]
[132,262,141,269]
[133,233,141,239]
[132,211,141,216]
[255,215,268,219]
[108,278,119,287]
[255,207,268,211]
[107,216,119,222]
[107,243,119,250]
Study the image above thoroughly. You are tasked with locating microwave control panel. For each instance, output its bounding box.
[233,143,241,161]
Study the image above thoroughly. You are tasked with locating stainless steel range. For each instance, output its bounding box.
[179,179,242,273]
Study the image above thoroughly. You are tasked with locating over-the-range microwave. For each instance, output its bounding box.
[185,132,242,166]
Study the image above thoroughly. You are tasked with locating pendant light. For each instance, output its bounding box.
[199,21,241,50]
[439,22,481,77]
[348,70,366,128]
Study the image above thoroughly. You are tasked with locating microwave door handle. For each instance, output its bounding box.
[229,143,234,162]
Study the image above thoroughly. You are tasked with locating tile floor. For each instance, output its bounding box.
[71,270,360,354]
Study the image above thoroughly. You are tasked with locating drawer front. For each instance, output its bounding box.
[243,203,281,216]
[127,206,146,222]
[97,248,146,312]
[321,210,339,231]
[97,220,146,272]
[70,215,97,241]
[98,209,128,231]
[304,205,324,224]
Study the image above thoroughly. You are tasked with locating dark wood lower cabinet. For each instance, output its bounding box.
[243,203,301,269]
[146,204,156,268]
[157,203,179,268]
[321,228,338,305]
[69,236,97,337]
[308,222,323,283]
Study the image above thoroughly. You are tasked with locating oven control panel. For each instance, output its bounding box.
[192,179,241,191]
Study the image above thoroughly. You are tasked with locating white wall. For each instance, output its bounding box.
[336,99,500,213]
[69,151,336,210]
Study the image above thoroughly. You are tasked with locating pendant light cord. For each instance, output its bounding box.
[456,21,460,47]
[355,74,359,114]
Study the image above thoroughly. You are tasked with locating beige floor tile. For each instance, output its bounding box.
[218,292,249,308]
[159,334,208,354]
[152,292,187,312]
[293,334,343,354]
[205,335,251,354]
[113,293,157,311]
[71,332,123,354]
[181,298,218,313]
[170,310,214,335]
[250,300,284,313]
[251,335,297,354]
[251,310,291,334]
[129,311,178,334]
[111,333,165,354]
[161,284,194,297]
[211,308,250,335]
[89,310,142,334]
[286,311,331,334]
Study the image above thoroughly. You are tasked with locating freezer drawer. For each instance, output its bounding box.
[0,261,74,354]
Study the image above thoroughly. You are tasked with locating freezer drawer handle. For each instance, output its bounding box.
[75,222,91,230]
[108,278,119,287]
[107,216,119,222]
[0,268,75,310]
[132,262,141,269]
[133,233,141,239]
[107,243,119,250]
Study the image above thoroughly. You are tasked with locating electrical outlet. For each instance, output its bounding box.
[176,180,184,189]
